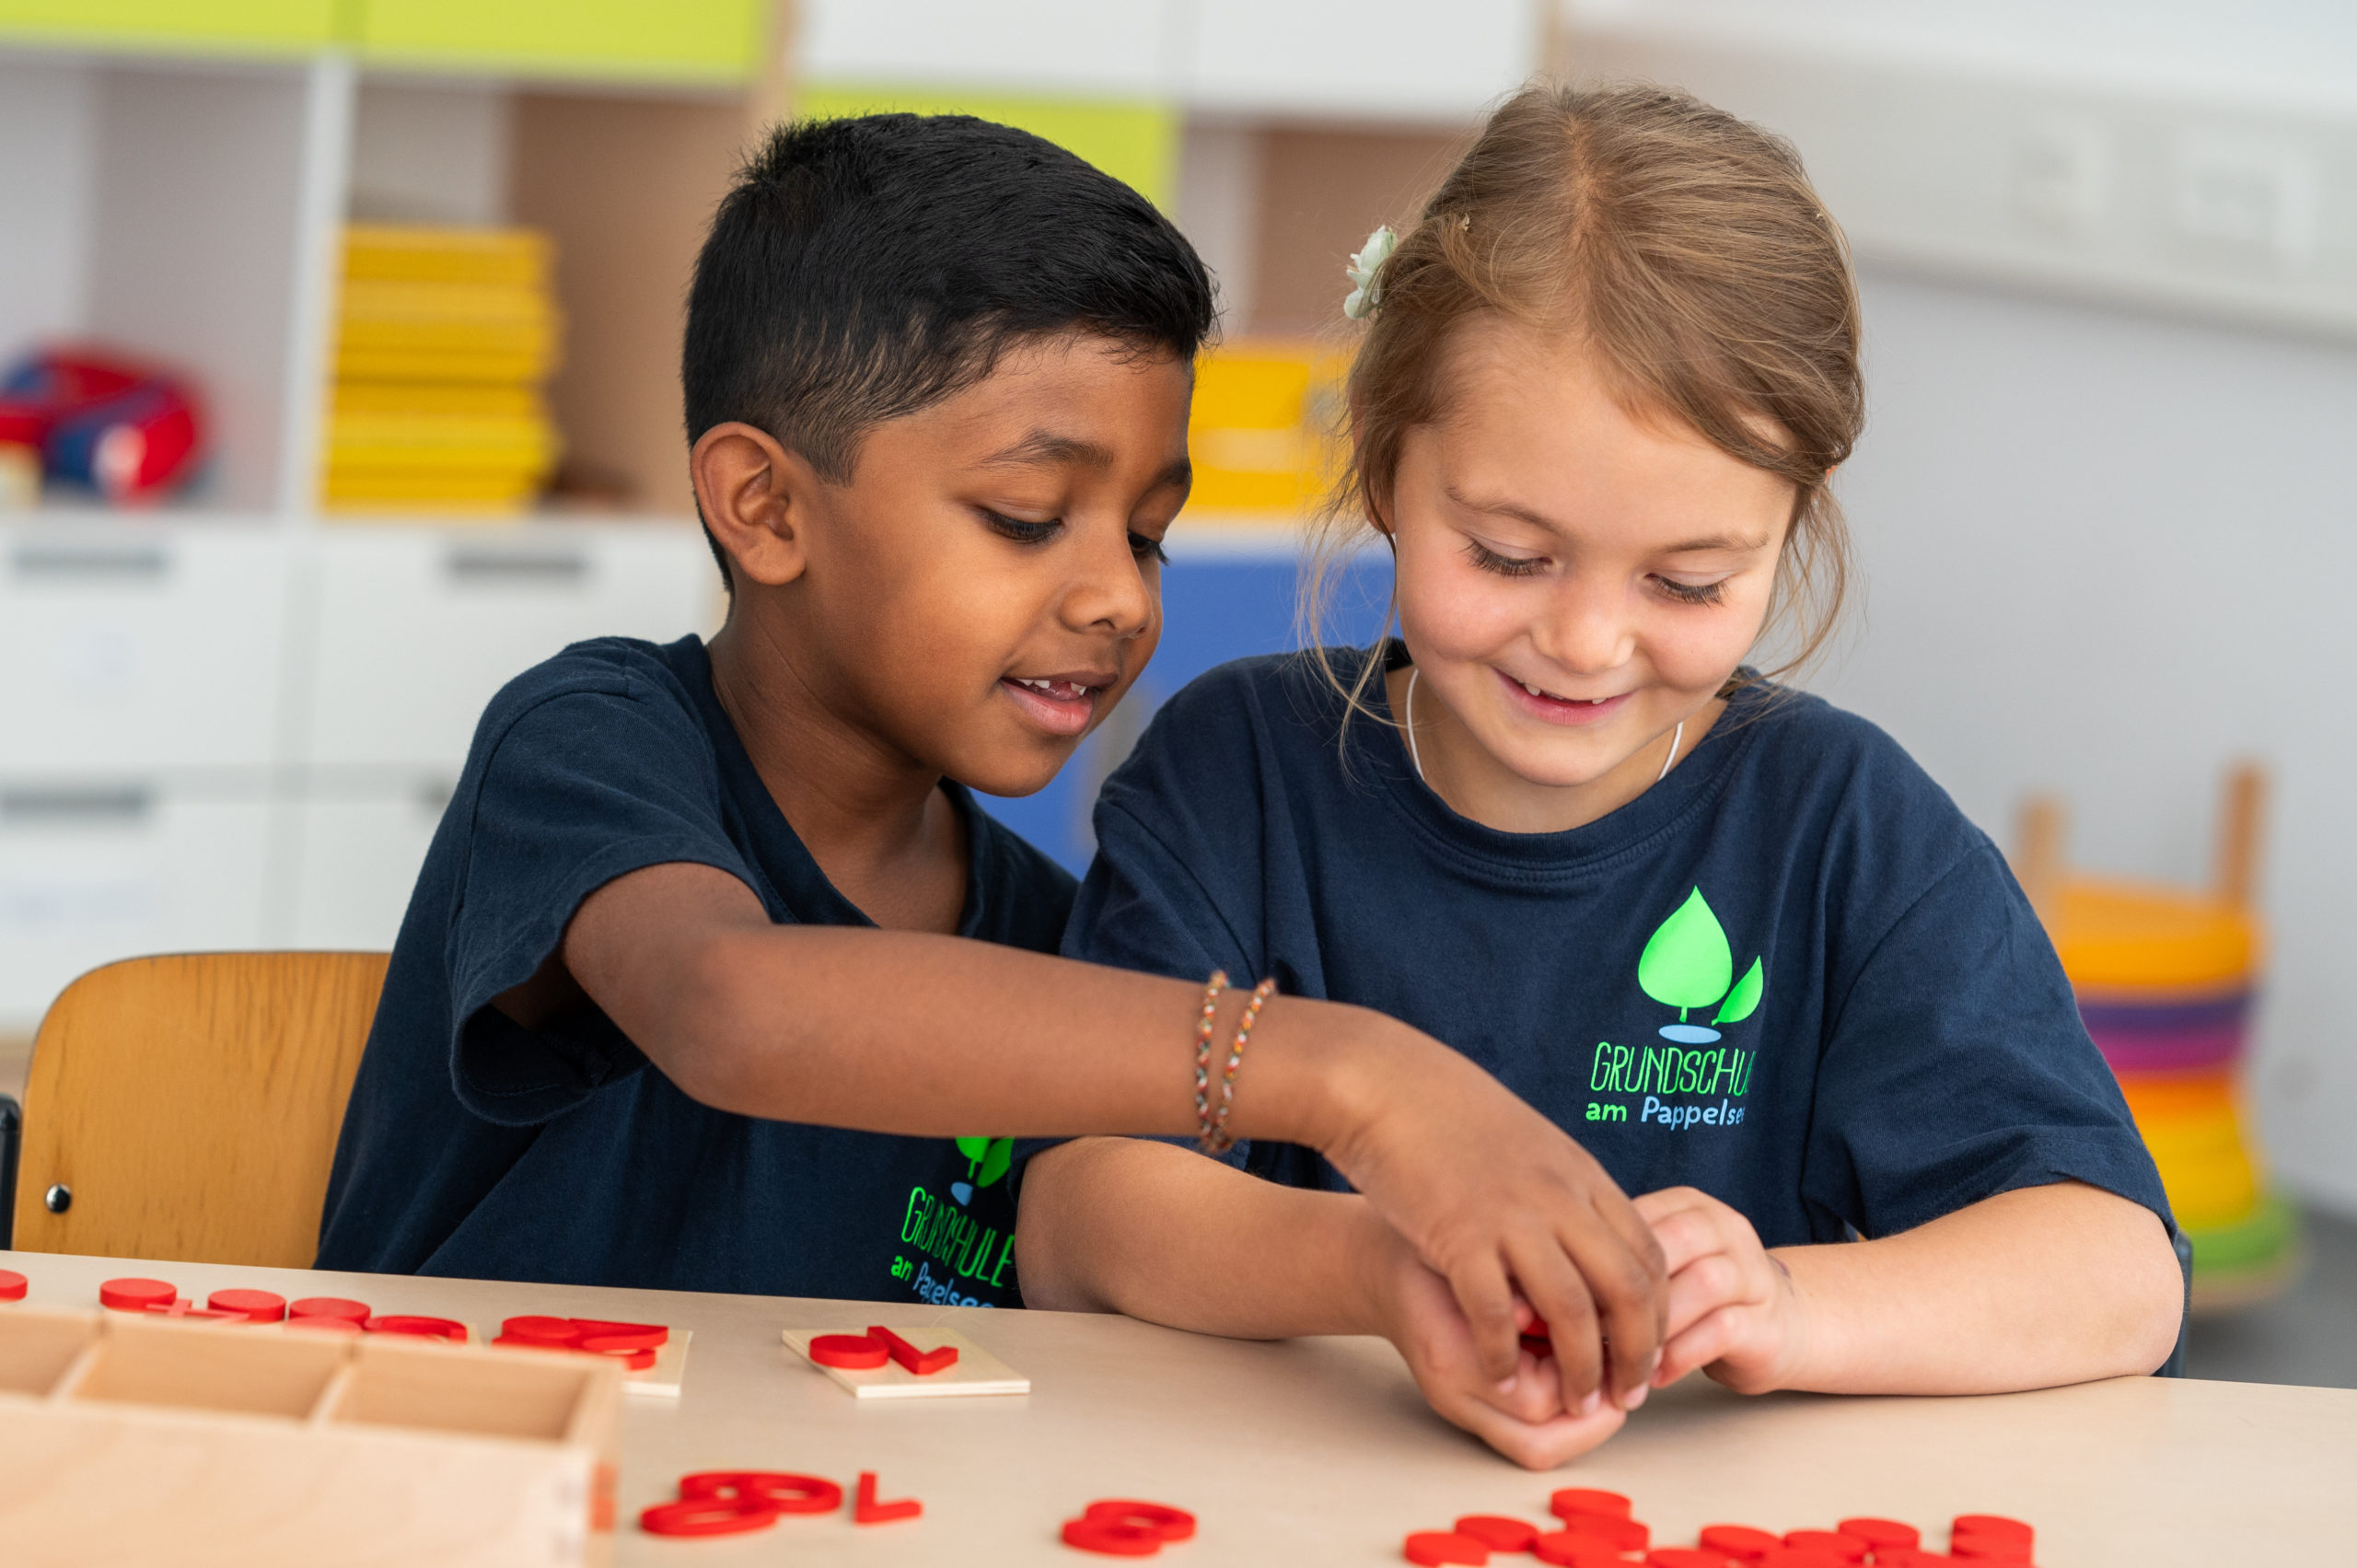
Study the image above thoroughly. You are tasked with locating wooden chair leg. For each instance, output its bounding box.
[2014,794,2068,925]
[2214,761,2268,910]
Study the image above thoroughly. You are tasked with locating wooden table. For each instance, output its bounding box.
[4,1249,2348,1565]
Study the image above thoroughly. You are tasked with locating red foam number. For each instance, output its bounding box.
[1063,1518,1166,1557]
[866,1323,959,1375]
[639,1498,776,1538]
[852,1470,921,1525]
[680,1471,842,1515]
[809,1332,888,1369]
[1083,1501,1195,1542]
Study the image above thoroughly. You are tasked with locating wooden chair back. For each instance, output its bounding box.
[11,952,389,1267]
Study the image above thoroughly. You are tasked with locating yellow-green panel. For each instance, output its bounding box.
[0,0,334,53]
[796,84,1178,213]
[354,0,764,85]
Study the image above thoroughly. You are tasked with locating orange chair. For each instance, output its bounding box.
[7,952,389,1268]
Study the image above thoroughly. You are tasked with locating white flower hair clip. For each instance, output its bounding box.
[1342,225,1398,320]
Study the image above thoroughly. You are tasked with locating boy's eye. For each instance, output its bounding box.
[1465,539,1547,578]
[1129,531,1169,565]
[1654,575,1727,606]
[981,509,1060,545]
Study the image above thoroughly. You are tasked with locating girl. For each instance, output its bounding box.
[1014,83,2185,1469]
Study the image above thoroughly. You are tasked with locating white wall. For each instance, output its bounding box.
[0,58,91,362]
[1816,266,2357,1214]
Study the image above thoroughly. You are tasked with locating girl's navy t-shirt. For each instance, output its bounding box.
[315,634,1069,1307]
[1064,645,2171,1251]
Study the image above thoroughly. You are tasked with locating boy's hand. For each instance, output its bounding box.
[1636,1186,1809,1393]
[1318,1024,1666,1414]
[1364,1221,1630,1469]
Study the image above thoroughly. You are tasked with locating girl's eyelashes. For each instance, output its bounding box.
[1464,538,1547,578]
[1653,575,1728,606]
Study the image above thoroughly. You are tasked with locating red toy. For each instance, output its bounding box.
[0,1270,28,1302]
[853,1470,922,1525]
[1404,1530,1491,1565]
[809,1331,890,1369]
[869,1322,960,1375]
[0,347,204,503]
[680,1471,842,1515]
[98,1278,177,1312]
[207,1289,287,1323]
[1454,1516,1540,1551]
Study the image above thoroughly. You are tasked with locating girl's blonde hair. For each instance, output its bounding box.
[1303,81,1864,720]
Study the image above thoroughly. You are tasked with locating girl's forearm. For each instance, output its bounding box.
[1772,1181,2183,1394]
[1016,1135,1387,1339]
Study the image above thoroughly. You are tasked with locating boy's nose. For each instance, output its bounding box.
[1062,527,1155,641]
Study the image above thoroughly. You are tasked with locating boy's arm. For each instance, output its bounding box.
[1017,1136,1635,1470]
[1640,1181,2183,1395]
[520,860,1667,1402]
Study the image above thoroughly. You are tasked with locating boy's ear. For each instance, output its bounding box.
[689,422,823,588]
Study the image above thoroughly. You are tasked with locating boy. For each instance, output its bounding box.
[318,117,1667,1425]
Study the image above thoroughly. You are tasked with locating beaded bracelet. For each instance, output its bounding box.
[1190,971,1230,1142]
[1198,977,1276,1156]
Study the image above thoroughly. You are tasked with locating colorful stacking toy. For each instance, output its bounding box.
[2017,765,2301,1309]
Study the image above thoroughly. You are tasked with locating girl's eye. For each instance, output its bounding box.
[1129,531,1169,565]
[981,509,1060,544]
[1466,539,1546,578]
[1654,575,1727,606]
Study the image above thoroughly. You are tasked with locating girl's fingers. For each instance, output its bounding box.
[1663,1249,1746,1342]
[1634,1187,1731,1275]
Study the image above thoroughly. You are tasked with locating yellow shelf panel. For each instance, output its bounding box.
[797,84,1179,212]
[352,0,766,84]
[0,0,335,53]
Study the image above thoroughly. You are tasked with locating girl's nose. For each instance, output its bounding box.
[1533,576,1635,675]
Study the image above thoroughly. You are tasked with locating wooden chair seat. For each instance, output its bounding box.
[10,952,389,1268]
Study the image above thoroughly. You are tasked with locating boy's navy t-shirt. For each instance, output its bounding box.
[316,634,1068,1307]
[1063,646,2171,1250]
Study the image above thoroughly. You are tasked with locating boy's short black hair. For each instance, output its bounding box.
[682,113,1217,578]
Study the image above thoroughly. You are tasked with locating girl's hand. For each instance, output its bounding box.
[1316,1018,1667,1413]
[1363,1219,1630,1469]
[1635,1186,1810,1393]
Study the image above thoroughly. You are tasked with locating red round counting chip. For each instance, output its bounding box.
[1454,1516,1540,1552]
[1063,1517,1165,1557]
[1532,1533,1628,1568]
[1555,1513,1648,1552]
[1784,1529,1867,1562]
[1951,1516,2031,1548]
[206,1289,286,1323]
[679,1471,842,1515]
[288,1296,370,1323]
[1837,1518,1920,1551]
[99,1277,176,1311]
[366,1315,466,1340]
[809,1331,888,1369]
[1869,1551,1951,1567]
[0,1269,27,1301]
[1403,1530,1492,1566]
[1550,1489,1632,1520]
[1757,1550,1848,1568]
[639,1498,777,1537]
[1083,1501,1195,1542]
[1700,1524,1785,1560]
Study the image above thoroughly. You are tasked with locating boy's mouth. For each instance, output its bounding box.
[1495,668,1631,726]
[1000,673,1110,738]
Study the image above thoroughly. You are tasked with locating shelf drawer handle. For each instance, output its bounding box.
[445,547,588,586]
[0,786,154,825]
[9,545,169,583]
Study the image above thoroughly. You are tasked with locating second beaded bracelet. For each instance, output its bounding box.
[1198,977,1276,1156]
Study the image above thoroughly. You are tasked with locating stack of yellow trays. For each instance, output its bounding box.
[1187,341,1351,517]
[323,226,563,514]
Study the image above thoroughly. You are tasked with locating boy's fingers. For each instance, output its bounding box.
[1443,1253,1525,1384]
[1566,1203,1666,1403]
[1504,1234,1604,1405]
[1447,1386,1629,1471]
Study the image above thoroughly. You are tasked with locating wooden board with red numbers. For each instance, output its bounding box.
[5,1250,2352,1565]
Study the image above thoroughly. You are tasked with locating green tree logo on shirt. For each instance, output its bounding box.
[950,1136,1013,1206]
[1639,888,1763,1044]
